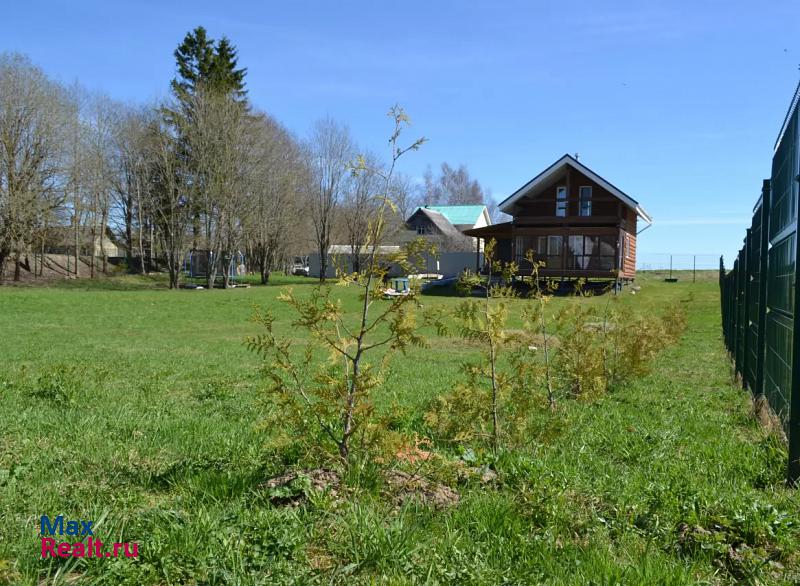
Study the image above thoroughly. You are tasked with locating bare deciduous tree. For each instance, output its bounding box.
[342,152,381,273]
[83,95,118,277]
[182,89,251,288]
[308,117,353,282]
[421,162,487,205]
[146,114,189,289]
[109,106,155,274]
[243,114,307,284]
[0,53,71,283]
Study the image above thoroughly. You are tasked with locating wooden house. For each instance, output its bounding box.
[463,154,651,282]
[404,205,491,251]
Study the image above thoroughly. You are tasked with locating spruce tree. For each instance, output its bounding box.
[165,26,249,282]
[171,26,247,105]
[209,37,247,101]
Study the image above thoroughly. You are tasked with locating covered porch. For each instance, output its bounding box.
[464,223,623,280]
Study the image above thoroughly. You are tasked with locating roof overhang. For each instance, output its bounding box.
[463,222,513,239]
[498,154,652,225]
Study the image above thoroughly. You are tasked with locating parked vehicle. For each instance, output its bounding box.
[292,256,310,276]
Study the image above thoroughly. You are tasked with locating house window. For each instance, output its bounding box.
[565,234,617,270]
[625,234,631,259]
[556,186,567,217]
[416,224,426,235]
[546,235,563,269]
[579,186,592,217]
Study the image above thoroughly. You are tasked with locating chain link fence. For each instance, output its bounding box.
[637,253,721,281]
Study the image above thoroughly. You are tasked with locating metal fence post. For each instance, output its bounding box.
[742,230,751,383]
[790,185,800,485]
[755,181,771,400]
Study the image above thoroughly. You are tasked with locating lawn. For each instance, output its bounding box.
[0,271,798,584]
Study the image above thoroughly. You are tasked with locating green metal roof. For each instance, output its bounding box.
[415,205,486,226]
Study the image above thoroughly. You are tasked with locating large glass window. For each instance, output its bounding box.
[565,234,617,270]
[556,186,567,217]
[579,186,592,216]
[515,235,549,265]
[516,234,622,271]
[518,235,564,268]
[547,235,563,268]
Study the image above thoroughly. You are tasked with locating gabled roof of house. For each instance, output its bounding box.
[414,205,488,227]
[407,207,467,240]
[498,154,652,224]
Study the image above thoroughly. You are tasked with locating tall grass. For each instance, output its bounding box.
[0,271,797,584]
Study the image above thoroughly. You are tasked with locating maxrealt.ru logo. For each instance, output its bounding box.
[40,515,138,559]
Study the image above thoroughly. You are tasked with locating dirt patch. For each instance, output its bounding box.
[1,254,120,285]
[751,394,788,443]
[676,521,788,582]
[501,330,561,350]
[261,467,461,509]
[384,470,460,508]
[260,468,341,506]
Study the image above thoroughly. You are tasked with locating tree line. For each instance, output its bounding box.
[0,27,495,286]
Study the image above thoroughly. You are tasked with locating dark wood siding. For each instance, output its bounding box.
[406,214,437,235]
[513,168,624,226]
[620,211,638,279]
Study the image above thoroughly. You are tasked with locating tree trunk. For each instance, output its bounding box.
[135,181,145,274]
[169,253,180,289]
[90,196,97,279]
[123,191,133,271]
[73,216,80,278]
[13,251,21,282]
[137,215,145,274]
[192,213,200,250]
[206,250,216,290]
[100,207,109,274]
[259,249,269,284]
[222,254,231,289]
[318,231,328,283]
[148,223,155,270]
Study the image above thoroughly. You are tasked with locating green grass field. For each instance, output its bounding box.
[1,271,798,584]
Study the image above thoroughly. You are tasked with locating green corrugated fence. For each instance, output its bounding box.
[720,81,800,485]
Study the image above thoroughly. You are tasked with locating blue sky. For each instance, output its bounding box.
[4,0,799,267]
